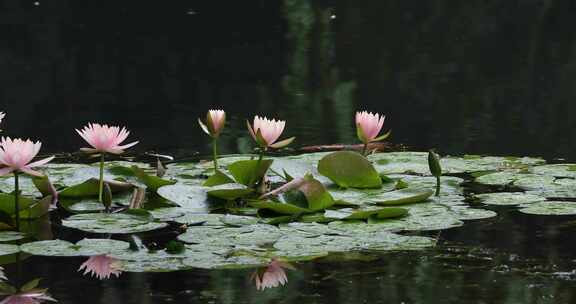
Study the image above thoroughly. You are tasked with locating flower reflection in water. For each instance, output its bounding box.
[251,258,295,291]
[78,255,123,280]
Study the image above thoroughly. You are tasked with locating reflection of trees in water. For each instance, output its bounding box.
[1,1,576,158]
[281,0,356,146]
[336,0,576,159]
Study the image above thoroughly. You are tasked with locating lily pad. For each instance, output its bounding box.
[475,192,546,206]
[369,187,434,205]
[62,213,168,234]
[157,184,210,212]
[0,244,19,256]
[21,238,129,256]
[248,200,312,215]
[228,159,273,187]
[0,231,26,242]
[518,201,576,215]
[207,183,254,200]
[318,151,382,189]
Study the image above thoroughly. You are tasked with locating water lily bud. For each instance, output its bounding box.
[199,109,226,138]
[428,150,442,177]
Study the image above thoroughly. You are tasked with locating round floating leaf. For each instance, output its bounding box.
[21,238,129,256]
[318,151,382,189]
[370,187,433,205]
[518,201,576,215]
[531,164,576,178]
[0,231,25,242]
[0,244,19,256]
[476,192,546,206]
[324,207,407,220]
[62,213,168,234]
[173,213,225,226]
[207,183,254,200]
[157,184,210,212]
[228,159,273,187]
[450,206,498,220]
[59,178,133,198]
[248,200,312,215]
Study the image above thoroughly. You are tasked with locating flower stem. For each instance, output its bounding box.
[14,173,19,232]
[362,143,368,156]
[435,176,441,196]
[99,153,105,203]
[212,138,219,171]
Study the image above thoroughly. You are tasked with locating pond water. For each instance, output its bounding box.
[1,1,576,304]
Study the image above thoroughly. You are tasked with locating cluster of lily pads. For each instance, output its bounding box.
[0,109,574,300]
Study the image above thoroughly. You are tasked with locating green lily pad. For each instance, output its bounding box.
[369,187,434,205]
[59,178,133,198]
[203,170,235,187]
[0,231,26,242]
[476,192,546,206]
[21,238,129,256]
[228,159,273,187]
[156,184,210,212]
[518,201,576,215]
[318,151,382,189]
[0,244,19,256]
[207,183,254,200]
[324,207,407,220]
[248,200,312,215]
[62,213,168,234]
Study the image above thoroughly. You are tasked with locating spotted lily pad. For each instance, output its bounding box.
[20,238,130,257]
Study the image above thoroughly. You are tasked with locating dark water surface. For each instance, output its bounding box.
[2,1,576,303]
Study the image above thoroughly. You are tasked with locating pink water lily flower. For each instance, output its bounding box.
[76,123,138,154]
[79,255,122,280]
[355,111,390,144]
[247,116,295,149]
[0,137,54,177]
[0,290,56,304]
[252,258,294,291]
[198,109,226,138]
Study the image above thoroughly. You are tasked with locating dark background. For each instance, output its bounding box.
[1,0,576,160]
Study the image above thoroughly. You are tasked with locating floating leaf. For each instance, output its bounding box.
[228,159,273,187]
[207,184,254,200]
[0,244,19,256]
[156,184,210,212]
[324,207,407,220]
[59,179,133,198]
[62,213,168,234]
[518,201,576,215]
[248,200,312,215]
[475,192,546,206]
[318,151,382,188]
[369,187,434,205]
[203,170,235,187]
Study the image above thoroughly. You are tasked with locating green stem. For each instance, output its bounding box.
[14,173,19,232]
[362,143,368,156]
[99,153,105,203]
[435,176,441,196]
[212,138,219,171]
